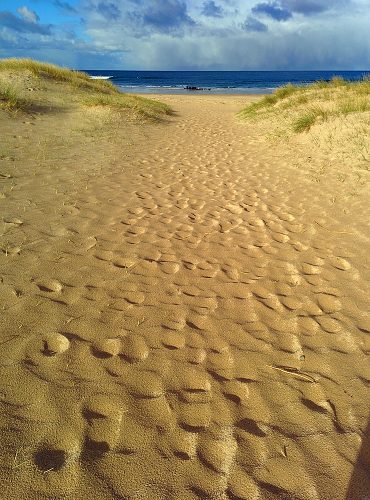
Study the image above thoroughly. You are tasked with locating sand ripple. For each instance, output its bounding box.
[0,95,369,499]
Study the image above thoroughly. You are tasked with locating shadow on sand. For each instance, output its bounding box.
[346,415,370,500]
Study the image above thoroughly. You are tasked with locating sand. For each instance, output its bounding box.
[0,94,369,500]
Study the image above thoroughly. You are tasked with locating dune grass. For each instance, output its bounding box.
[292,107,330,132]
[0,58,116,94]
[239,75,370,176]
[0,80,30,111]
[84,93,172,120]
[293,111,318,133]
[0,58,172,120]
[239,76,370,132]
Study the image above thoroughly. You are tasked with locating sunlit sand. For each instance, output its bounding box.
[0,74,369,499]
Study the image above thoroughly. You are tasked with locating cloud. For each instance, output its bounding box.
[17,6,39,24]
[120,15,370,71]
[96,1,121,20]
[0,28,124,69]
[252,1,293,21]
[0,10,51,34]
[53,1,78,14]
[1,0,369,71]
[282,0,348,15]
[242,15,268,32]
[202,1,223,18]
[139,0,195,33]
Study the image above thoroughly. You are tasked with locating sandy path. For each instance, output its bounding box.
[0,95,369,499]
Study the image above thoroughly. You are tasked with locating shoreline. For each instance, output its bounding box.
[135,93,264,97]
[134,93,264,103]
[119,88,273,96]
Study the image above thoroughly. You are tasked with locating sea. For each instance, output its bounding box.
[85,70,369,95]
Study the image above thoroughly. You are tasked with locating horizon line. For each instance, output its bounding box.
[80,68,370,72]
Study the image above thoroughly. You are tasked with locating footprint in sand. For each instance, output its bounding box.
[83,395,124,454]
[33,424,81,476]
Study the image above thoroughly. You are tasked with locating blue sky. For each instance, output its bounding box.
[0,0,369,69]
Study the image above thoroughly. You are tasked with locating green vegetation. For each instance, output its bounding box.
[292,111,318,133]
[338,97,370,115]
[239,76,370,132]
[0,80,30,111]
[84,93,172,120]
[292,107,329,132]
[0,58,172,120]
[274,83,299,100]
[0,58,115,93]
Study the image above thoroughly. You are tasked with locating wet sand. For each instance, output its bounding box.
[0,94,369,499]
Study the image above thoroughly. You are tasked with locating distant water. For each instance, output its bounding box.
[84,70,369,95]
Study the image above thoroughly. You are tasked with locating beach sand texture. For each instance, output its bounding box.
[0,94,369,499]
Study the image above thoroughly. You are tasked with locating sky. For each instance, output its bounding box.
[0,0,369,70]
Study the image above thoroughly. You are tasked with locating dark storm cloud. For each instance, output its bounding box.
[249,0,348,24]
[202,1,223,18]
[283,0,348,15]
[252,1,292,21]
[242,15,268,32]
[139,0,195,32]
[0,10,51,34]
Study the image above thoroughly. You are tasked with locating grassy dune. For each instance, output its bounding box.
[239,77,370,175]
[239,76,370,132]
[83,93,173,121]
[0,58,172,120]
[0,58,116,93]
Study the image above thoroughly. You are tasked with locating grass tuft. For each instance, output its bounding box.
[338,98,370,114]
[293,107,329,132]
[0,80,29,111]
[83,93,173,120]
[330,76,346,87]
[275,83,299,99]
[293,112,317,133]
[238,94,278,117]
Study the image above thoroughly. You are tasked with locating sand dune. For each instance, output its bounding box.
[0,94,369,499]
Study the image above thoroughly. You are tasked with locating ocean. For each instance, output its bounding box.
[84,70,369,94]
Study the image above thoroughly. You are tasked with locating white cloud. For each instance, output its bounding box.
[79,0,370,69]
[16,6,39,24]
[2,1,370,69]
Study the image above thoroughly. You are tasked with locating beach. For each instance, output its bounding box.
[0,91,369,499]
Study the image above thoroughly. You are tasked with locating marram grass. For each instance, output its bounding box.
[0,80,30,111]
[239,76,370,132]
[0,58,116,93]
[84,93,172,120]
[0,58,172,119]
